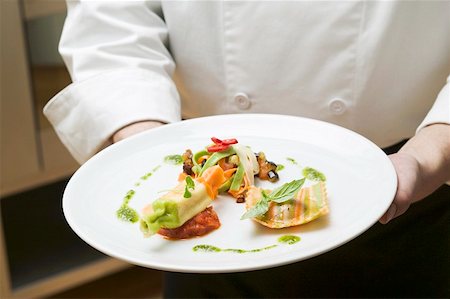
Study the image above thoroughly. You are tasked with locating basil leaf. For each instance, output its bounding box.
[185,176,195,189]
[268,178,305,203]
[240,195,269,220]
[240,179,305,220]
[183,186,192,198]
[184,176,195,198]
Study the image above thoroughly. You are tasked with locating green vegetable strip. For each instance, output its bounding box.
[218,176,233,193]
[199,148,235,176]
[230,163,245,191]
[193,150,209,168]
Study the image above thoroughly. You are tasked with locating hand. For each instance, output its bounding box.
[112,120,165,143]
[379,124,450,224]
[379,153,422,224]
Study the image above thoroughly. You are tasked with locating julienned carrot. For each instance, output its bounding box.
[228,173,250,198]
[223,168,237,179]
[197,155,210,165]
[197,165,227,199]
[178,172,188,182]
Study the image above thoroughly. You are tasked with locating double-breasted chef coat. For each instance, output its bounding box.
[44,1,450,164]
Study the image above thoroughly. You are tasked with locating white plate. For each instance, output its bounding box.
[63,114,397,273]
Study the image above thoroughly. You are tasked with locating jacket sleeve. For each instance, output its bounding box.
[43,0,181,164]
[416,75,450,132]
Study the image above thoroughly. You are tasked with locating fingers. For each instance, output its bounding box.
[379,196,411,224]
[379,203,397,224]
[379,153,418,224]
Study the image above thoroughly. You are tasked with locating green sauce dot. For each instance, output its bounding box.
[302,167,326,182]
[278,235,301,245]
[286,157,298,165]
[164,155,183,165]
[276,164,285,172]
[117,205,139,223]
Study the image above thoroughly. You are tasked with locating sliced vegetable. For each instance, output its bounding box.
[198,165,227,197]
[229,163,245,191]
[207,144,230,152]
[232,144,258,186]
[207,137,239,152]
[199,148,235,176]
[211,137,238,145]
[193,150,209,168]
[218,178,233,193]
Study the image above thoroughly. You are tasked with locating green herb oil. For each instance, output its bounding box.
[135,164,161,185]
[164,155,183,165]
[286,157,298,165]
[302,167,326,182]
[276,164,285,172]
[116,189,139,223]
[193,235,300,253]
[278,235,301,245]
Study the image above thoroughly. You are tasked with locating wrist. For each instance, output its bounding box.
[112,120,165,143]
[397,124,450,199]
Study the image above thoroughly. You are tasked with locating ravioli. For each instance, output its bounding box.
[245,182,329,228]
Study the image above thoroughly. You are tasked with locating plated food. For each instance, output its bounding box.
[138,137,329,239]
[64,114,397,272]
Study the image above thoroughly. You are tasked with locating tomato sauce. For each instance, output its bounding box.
[158,207,220,239]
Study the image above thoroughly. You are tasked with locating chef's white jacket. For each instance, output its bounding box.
[44,1,450,164]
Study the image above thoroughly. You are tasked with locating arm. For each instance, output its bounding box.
[380,123,450,223]
[112,120,165,143]
[44,1,180,164]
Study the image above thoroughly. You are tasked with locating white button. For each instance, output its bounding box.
[234,93,251,110]
[329,98,347,115]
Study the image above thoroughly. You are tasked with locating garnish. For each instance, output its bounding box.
[192,235,300,254]
[207,137,238,152]
[286,157,298,165]
[302,167,326,182]
[241,178,305,219]
[276,164,285,172]
[116,190,139,223]
[183,176,195,198]
[164,154,183,165]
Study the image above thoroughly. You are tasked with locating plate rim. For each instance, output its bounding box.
[62,113,397,273]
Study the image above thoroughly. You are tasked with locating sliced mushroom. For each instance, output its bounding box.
[256,152,279,182]
[182,149,194,175]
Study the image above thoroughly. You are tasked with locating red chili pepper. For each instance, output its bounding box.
[220,138,238,145]
[211,137,223,144]
[210,137,238,145]
[207,144,230,152]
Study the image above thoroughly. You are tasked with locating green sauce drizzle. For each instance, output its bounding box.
[278,235,301,245]
[116,190,139,223]
[164,155,183,165]
[193,244,278,254]
[302,167,326,182]
[276,164,285,172]
[135,165,161,185]
[286,157,298,165]
[193,235,300,253]
[118,165,162,223]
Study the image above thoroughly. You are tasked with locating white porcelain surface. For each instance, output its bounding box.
[63,114,397,273]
